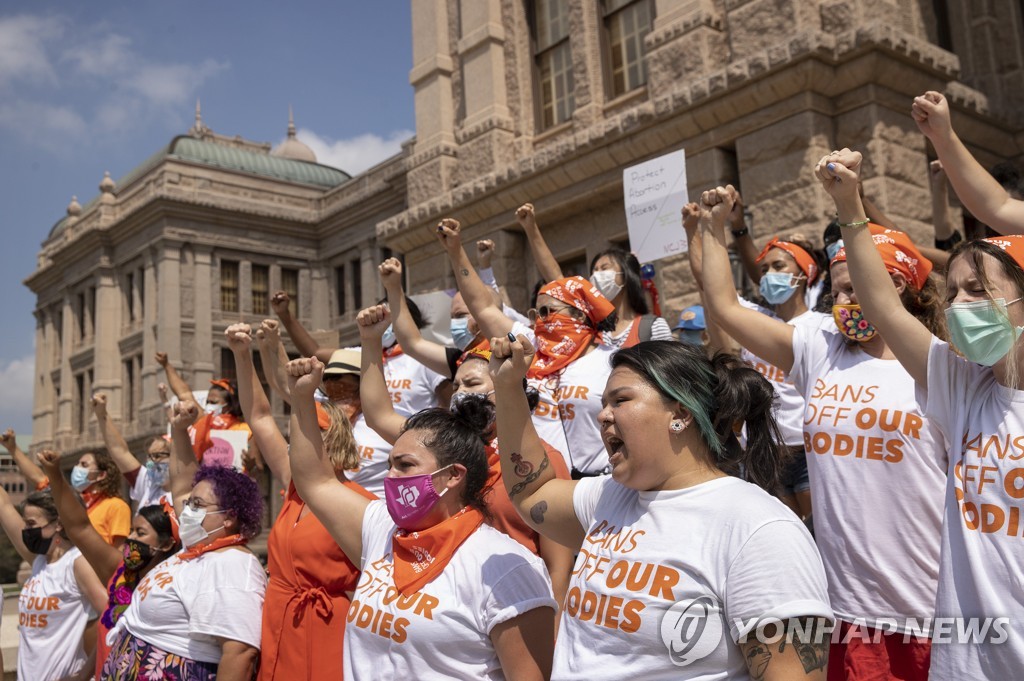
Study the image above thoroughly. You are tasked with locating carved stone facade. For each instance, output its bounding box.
[27,0,1024,472]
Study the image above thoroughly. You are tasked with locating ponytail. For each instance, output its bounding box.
[611,342,787,493]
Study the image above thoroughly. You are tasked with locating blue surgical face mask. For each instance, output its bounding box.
[70,465,93,492]
[449,317,474,351]
[946,297,1024,366]
[759,272,802,305]
[826,240,844,261]
[381,325,397,349]
[146,460,170,488]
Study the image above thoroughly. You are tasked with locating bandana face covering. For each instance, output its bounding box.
[833,304,877,343]
[530,313,596,378]
[946,297,1024,366]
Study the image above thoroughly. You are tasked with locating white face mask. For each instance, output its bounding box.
[590,270,623,300]
[178,504,226,549]
[204,403,224,417]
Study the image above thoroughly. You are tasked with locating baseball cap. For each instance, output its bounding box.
[674,305,705,331]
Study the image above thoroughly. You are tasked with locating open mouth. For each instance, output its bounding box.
[604,435,625,464]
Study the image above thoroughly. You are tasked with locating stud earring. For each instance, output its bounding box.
[670,420,685,433]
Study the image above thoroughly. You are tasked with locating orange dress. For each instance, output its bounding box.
[258,480,376,681]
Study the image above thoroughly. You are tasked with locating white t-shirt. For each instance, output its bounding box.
[18,548,92,681]
[352,413,394,498]
[384,351,446,417]
[114,547,267,663]
[344,501,556,680]
[925,337,1024,679]
[555,345,615,475]
[790,324,946,631]
[741,310,830,446]
[554,476,831,680]
[130,465,173,510]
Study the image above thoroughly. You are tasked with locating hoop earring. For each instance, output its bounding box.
[670,420,685,433]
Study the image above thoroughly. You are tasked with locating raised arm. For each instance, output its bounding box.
[727,188,763,285]
[227,323,290,486]
[272,291,334,364]
[0,428,46,489]
[357,305,407,445]
[435,218,516,337]
[815,150,934,387]
[91,393,140,477]
[514,203,564,283]
[255,319,293,403]
[698,186,797,371]
[379,258,452,377]
[37,449,121,582]
[169,401,201,517]
[287,357,370,562]
[683,203,740,355]
[155,351,196,404]
[489,334,582,549]
[0,472,33,563]
[913,91,1024,234]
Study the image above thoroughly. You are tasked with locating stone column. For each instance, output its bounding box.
[91,267,121,413]
[57,293,74,438]
[308,266,330,331]
[31,309,51,444]
[141,251,160,412]
[192,246,215,386]
[156,243,183,377]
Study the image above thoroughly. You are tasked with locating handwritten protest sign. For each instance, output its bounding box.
[623,149,688,263]
[203,429,249,470]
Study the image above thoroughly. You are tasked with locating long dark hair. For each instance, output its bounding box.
[137,504,181,554]
[400,408,491,516]
[590,248,649,315]
[611,341,787,492]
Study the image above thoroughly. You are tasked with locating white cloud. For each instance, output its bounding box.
[0,15,63,87]
[0,355,34,434]
[0,100,87,148]
[62,33,132,76]
[124,58,229,107]
[298,128,413,174]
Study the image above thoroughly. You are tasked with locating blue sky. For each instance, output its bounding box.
[0,3,414,435]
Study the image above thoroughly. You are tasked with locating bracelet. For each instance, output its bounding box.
[838,219,870,229]
[730,227,749,238]
[934,230,963,251]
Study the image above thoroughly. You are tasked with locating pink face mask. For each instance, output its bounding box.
[384,465,453,530]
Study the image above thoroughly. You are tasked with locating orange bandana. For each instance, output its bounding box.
[530,276,616,378]
[392,506,484,596]
[314,402,332,430]
[540,276,615,324]
[458,340,492,367]
[982,235,1024,269]
[191,413,241,460]
[383,343,404,360]
[82,490,104,512]
[160,499,180,544]
[209,379,235,395]
[756,238,819,283]
[484,441,501,491]
[831,224,932,291]
[179,533,248,561]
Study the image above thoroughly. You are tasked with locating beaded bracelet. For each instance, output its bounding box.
[838,219,870,228]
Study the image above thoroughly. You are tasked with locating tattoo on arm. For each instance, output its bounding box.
[794,639,828,674]
[507,455,549,498]
[510,451,534,477]
[745,643,771,681]
[529,500,548,524]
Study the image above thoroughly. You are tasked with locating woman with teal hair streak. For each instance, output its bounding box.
[488,334,834,680]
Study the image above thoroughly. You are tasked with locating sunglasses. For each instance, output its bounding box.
[529,304,581,321]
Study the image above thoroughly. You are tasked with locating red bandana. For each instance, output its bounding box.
[392,507,484,596]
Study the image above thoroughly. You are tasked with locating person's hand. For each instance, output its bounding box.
[240,447,264,473]
[225,323,252,353]
[515,203,537,230]
[476,239,495,269]
[700,185,736,230]
[0,428,15,452]
[37,449,61,473]
[726,186,745,230]
[433,218,462,253]
[912,91,953,142]
[170,401,200,430]
[814,148,863,202]
[255,319,281,347]
[270,291,292,318]
[378,258,404,291]
[681,202,701,233]
[929,159,946,189]
[356,304,391,341]
[90,393,108,419]
[154,352,169,367]
[157,383,170,404]
[488,333,536,386]
[287,357,324,399]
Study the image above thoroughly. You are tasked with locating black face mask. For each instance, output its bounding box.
[22,526,54,555]
[122,538,158,571]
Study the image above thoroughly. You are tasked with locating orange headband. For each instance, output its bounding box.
[756,238,819,283]
[457,340,492,367]
[982,235,1024,270]
[209,379,235,395]
[160,499,180,544]
[538,276,615,325]
[831,224,932,291]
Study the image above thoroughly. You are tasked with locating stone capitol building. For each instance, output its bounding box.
[24,0,1024,522]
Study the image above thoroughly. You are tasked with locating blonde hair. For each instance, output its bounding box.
[320,402,360,471]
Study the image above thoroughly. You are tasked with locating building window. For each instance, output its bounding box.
[350,258,363,311]
[123,359,135,423]
[281,268,299,317]
[335,266,346,316]
[533,0,574,130]
[125,272,135,323]
[220,347,237,382]
[252,264,269,315]
[603,0,654,98]
[77,292,86,341]
[75,373,85,433]
[558,253,589,279]
[221,260,239,313]
[138,267,145,317]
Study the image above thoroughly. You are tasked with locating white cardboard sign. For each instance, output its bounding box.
[623,149,689,263]
[204,429,249,470]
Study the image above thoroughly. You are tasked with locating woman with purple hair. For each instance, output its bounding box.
[100,400,267,681]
